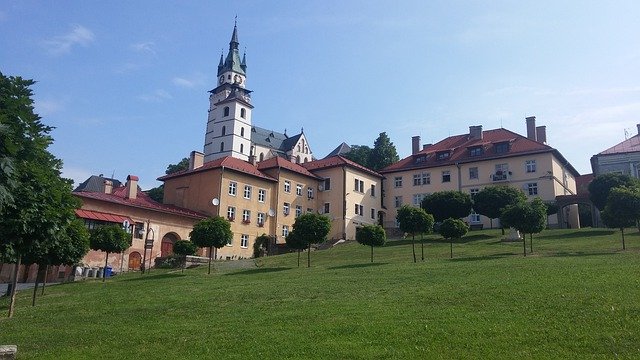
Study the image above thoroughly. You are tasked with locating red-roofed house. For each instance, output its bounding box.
[380,117,581,229]
[590,124,640,178]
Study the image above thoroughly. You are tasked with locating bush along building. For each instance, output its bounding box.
[379,117,581,230]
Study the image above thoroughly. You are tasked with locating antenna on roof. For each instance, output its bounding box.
[111,170,115,180]
[500,118,503,128]
[624,128,630,140]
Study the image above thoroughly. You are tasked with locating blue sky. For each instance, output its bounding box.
[2,1,639,189]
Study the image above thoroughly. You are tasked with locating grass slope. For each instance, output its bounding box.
[1,228,640,359]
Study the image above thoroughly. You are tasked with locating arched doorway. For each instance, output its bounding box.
[556,194,594,229]
[161,232,180,257]
[128,252,142,271]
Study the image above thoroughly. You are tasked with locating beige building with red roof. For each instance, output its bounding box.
[380,117,581,229]
[590,124,640,178]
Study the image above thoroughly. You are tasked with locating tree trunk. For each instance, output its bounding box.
[621,228,626,250]
[450,240,453,259]
[208,246,213,274]
[421,238,424,261]
[307,243,311,268]
[370,245,374,263]
[501,227,505,235]
[297,250,300,267]
[490,218,493,229]
[32,265,42,307]
[41,265,49,296]
[103,252,109,282]
[523,237,527,257]
[8,255,21,318]
[411,234,416,263]
[530,233,533,254]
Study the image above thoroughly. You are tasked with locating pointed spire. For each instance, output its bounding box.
[230,18,239,50]
[218,52,224,67]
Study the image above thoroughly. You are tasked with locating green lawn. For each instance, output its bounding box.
[2,228,640,359]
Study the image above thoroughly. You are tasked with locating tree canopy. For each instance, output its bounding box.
[369,132,399,171]
[421,191,473,223]
[601,186,640,250]
[396,205,434,262]
[588,173,640,211]
[500,198,547,256]
[289,213,331,267]
[285,231,307,267]
[473,186,527,224]
[190,216,233,274]
[343,145,372,168]
[355,224,387,263]
[439,218,469,259]
[145,157,191,203]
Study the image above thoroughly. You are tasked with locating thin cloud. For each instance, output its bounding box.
[131,42,156,56]
[138,89,173,102]
[43,25,95,55]
[172,73,206,88]
[35,99,64,117]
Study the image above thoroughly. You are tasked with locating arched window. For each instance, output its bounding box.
[297,145,301,151]
[241,127,245,137]
[220,142,224,152]
[224,107,230,117]
[240,144,244,154]
[240,108,246,118]
[222,126,226,136]
[296,155,301,163]
[259,153,264,161]
[304,157,308,163]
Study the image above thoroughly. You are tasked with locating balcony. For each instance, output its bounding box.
[491,171,512,182]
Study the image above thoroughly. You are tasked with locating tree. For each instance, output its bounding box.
[439,218,468,259]
[368,132,399,171]
[601,186,640,250]
[189,216,233,274]
[173,240,198,272]
[253,234,271,258]
[589,173,640,211]
[421,191,473,223]
[289,213,331,267]
[473,186,527,230]
[500,199,547,256]
[355,224,386,263]
[285,231,307,267]
[0,73,82,318]
[89,224,131,282]
[145,157,190,203]
[343,145,373,168]
[396,206,434,263]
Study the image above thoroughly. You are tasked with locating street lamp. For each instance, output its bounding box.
[141,220,155,274]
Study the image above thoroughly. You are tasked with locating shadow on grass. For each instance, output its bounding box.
[122,273,186,282]
[550,251,617,258]
[327,263,388,270]
[226,267,291,276]
[449,253,514,262]
[537,230,616,239]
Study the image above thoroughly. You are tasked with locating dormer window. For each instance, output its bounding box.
[494,142,509,154]
[436,151,450,161]
[469,146,483,157]
[415,155,428,164]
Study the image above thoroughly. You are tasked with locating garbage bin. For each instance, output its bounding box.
[104,266,113,278]
[97,267,103,278]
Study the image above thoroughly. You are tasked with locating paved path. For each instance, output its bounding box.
[0,282,59,296]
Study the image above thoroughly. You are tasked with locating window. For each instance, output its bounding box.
[307,208,314,214]
[354,179,364,192]
[413,174,421,186]
[284,180,291,193]
[493,163,509,181]
[222,126,226,136]
[220,142,225,152]
[371,184,376,197]
[227,236,233,247]
[415,155,428,164]
[394,176,403,188]
[308,187,314,199]
[469,147,483,157]
[495,142,509,154]
[228,181,237,196]
[442,171,451,183]
[413,193,427,206]
[241,234,249,248]
[526,160,537,173]
[259,153,264,162]
[283,202,290,215]
[296,184,303,196]
[323,203,330,214]
[240,144,244,154]
[322,178,331,191]
[469,211,481,223]
[354,204,364,216]
[394,196,403,208]
[470,188,480,198]
[242,209,250,224]
[257,213,265,227]
[241,127,245,137]
[258,189,266,202]
[282,225,289,237]
[422,173,430,185]
[527,182,538,196]
[436,151,450,161]
[469,167,479,180]
[371,208,376,219]
[296,205,302,217]
[240,108,246,118]
[224,106,230,117]
[134,222,144,239]
[243,185,252,199]
[413,172,430,186]
[227,206,236,221]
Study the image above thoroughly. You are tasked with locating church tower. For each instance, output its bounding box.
[203,22,253,163]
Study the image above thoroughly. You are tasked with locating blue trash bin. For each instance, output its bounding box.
[105,266,113,278]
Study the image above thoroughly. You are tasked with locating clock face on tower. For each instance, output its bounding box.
[219,76,224,85]
[233,75,243,84]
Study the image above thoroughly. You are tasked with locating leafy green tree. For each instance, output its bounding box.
[0,73,82,318]
[189,216,233,274]
[173,240,198,272]
[343,145,373,168]
[355,224,386,263]
[473,186,527,231]
[289,213,331,267]
[285,230,307,267]
[396,206,434,263]
[439,218,469,259]
[368,132,399,171]
[253,234,271,258]
[146,186,164,203]
[500,199,547,256]
[90,225,131,282]
[145,157,191,203]
[421,191,473,223]
[589,173,640,211]
[601,186,640,250]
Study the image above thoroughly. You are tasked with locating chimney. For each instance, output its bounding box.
[423,144,432,151]
[637,124,640,136]
[125,175,138,200]
[189,151,204,170]
[469,125,483,140]
[103,179,113,194]
[536,126,547,144]
[526,116,537,141]
[248,154,257,166]
[412,136,421,155]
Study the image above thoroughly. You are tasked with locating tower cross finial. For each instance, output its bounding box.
[235,15,237,26]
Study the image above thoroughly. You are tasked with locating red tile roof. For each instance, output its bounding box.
[380,128,580,176]
[158,156,277,182]
[598,135,640,155]
[302,155,384,178]
[257,156,321,179]
[75,209,132,224]
[74,188,206,219]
